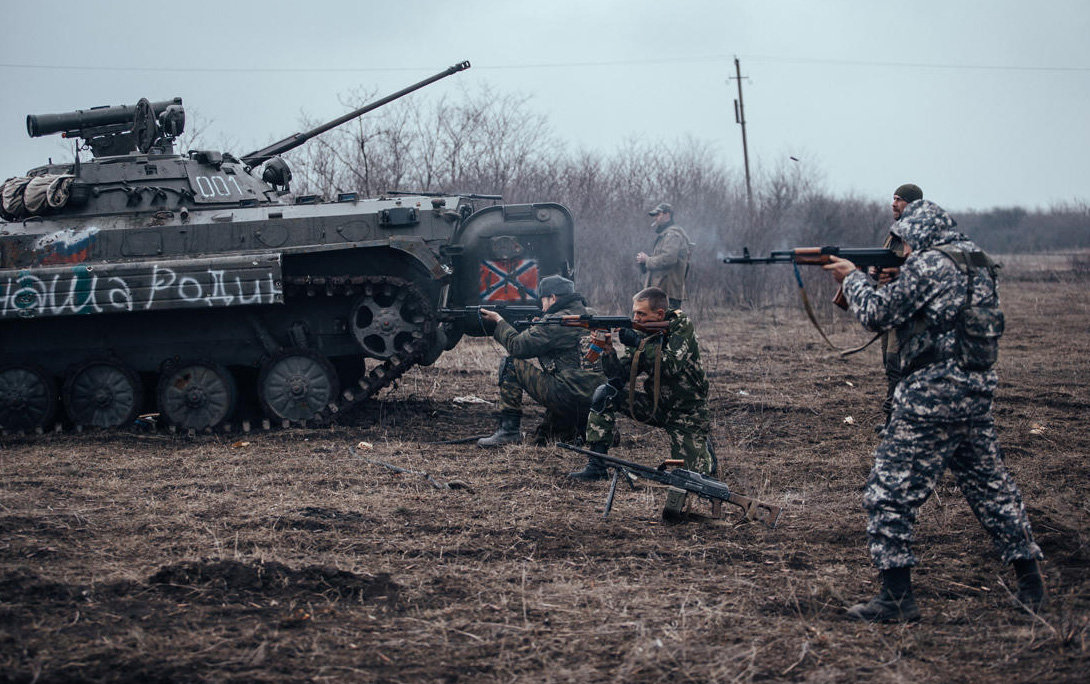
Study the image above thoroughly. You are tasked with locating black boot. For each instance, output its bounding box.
[1013,559,1046,611]
[846,567,920,622]
[477,411,522,447]
[568,443,610,481]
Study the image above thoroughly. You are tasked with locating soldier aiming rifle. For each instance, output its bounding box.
[534,287,716,520]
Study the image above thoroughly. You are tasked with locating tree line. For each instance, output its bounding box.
[282,87,1090,313]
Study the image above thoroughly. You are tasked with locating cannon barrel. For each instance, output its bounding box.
[27,98,183,138]
[241,60,470,168]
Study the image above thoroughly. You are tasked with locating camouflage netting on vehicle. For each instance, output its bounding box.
[1,173,74,219]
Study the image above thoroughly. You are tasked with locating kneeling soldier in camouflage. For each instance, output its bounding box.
[824,199,1045,622]
[477,275,606,447]
[571,287,714,483]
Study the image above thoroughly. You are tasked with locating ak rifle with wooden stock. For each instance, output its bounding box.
[438,304,542,334]
[723,246,907,352]
[722,246,905,271]
[557,442,782,528]
[522,314,671,334]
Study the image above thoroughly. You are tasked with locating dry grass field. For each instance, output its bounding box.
[1,260,1087,683]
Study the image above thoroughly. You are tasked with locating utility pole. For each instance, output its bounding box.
[729,56,752,207]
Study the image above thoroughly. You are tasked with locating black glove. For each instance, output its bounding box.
[617,327,642,348]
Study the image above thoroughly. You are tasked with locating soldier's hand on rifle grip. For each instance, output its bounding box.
[822,256,857,284]
[875,267,900,285]
[617,327,641,348]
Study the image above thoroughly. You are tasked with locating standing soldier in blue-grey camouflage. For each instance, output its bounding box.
[824,198,1045,622]
[477,275,606,447]
[569,287,714,483]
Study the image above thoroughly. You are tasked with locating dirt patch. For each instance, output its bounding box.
[1,279,1088,683]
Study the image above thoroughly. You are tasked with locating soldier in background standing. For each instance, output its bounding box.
[477,275,605,447]
[636,202,693,310]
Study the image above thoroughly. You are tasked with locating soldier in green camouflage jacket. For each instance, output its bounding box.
[478,275,606,447]
[570,287,713,481]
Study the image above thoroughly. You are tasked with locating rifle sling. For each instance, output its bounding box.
[794,262,881,357]
[628,333,663,419]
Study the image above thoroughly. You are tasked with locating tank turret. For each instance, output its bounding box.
[0,61,576,434]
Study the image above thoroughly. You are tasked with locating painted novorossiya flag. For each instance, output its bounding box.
[479,259,538,302]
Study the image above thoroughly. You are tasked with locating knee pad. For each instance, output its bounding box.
[590,383,619,414]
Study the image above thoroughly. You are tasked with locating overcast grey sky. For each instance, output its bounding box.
[2,0,1087,211]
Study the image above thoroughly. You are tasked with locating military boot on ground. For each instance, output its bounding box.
[568,443,610,481]
[477,411,522,448]
[846,567,921,623]
[1013,559,1046,611]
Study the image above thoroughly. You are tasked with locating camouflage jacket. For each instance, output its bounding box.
[491,294,605,400]
[602,310,709,419]
[641,221,693,301]
[841,199,999,420]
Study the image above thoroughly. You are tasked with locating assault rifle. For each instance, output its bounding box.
[722,246,905,270]
[557,442,782,528]
[523,314,671,334]
[723,246,907,350]
[439,305,542,334]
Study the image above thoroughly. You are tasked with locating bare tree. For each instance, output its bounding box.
[281,84,1086,315]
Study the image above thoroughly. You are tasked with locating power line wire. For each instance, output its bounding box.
[0,54,1087,74]
[740,54,1090,73]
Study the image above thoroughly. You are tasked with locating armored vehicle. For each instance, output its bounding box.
[0,62,575,433]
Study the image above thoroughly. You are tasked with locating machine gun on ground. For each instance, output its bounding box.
[558,442,782,528]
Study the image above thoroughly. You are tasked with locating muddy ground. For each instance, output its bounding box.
[1,265,1087,683]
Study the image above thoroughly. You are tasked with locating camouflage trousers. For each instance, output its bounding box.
[498,359,588,438]
[585,390,713,475]
[864,414,1043,570]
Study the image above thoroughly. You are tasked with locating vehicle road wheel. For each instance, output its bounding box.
[157,360,237,430]
[63,358,143,428]
[0,364,57,433]
[258,348,339,424]
[350,282,427,359]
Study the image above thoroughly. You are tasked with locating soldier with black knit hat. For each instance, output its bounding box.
[477,275,606,447]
